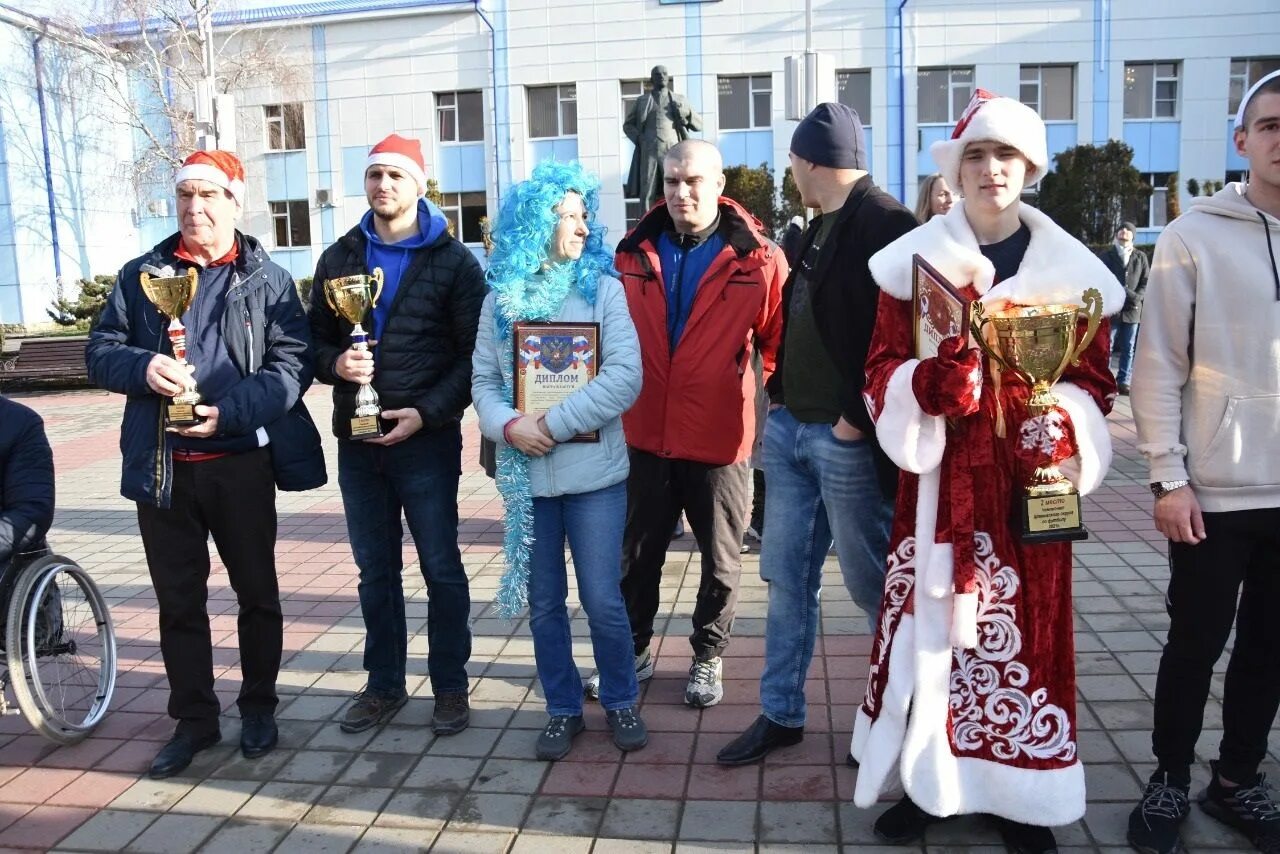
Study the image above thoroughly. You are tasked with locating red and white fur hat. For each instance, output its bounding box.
[366,134,428,196]
[930,89,1049,193]
[175,150,246,206]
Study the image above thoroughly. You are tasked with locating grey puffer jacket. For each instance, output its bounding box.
[472,276,641,498]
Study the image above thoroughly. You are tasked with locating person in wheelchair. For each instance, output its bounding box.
[0,394,55,623]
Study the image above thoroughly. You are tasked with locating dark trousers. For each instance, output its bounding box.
[621,449,749,660]
[1152,507,1280,783]
[136,448,282,738]
[337,424,471,696]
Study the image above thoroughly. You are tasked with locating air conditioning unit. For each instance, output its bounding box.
[315,188,333,207]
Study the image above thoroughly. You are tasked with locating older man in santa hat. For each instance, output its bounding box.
[88,149,326,778]
[310,133,485,737]
[848,92,1123,852]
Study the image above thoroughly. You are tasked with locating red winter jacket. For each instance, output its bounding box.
[614,198,787,466]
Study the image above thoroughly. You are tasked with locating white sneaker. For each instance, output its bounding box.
[684,656,724,708]
[584,648,654,700]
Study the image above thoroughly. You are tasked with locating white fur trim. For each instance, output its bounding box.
[950,590,979,649]
[929,97,1049,193]
[174,164,244,205]
[851,611,917,808]
[1054,381,1112,496]
[868,202,1126,318]
[875,360,946,475]
[921,540,951,600]
[366,151,427,195]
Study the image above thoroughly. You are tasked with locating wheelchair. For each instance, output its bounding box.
[0,549,117,744]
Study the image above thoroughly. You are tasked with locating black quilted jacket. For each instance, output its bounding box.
[310,224,486,439]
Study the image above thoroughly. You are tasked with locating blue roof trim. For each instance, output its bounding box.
[90,0,471,37]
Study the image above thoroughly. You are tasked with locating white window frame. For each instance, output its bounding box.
[718,74,772,130]
[436,90,484,144]
[917,66,974,125]
[1229,57,1280,115]
[264,103,305,151]
[1124,62,1180,120]
[439,191,488,245]
[527,84,577,139]
[836,69,872,126]
[269,199,311,248]
[1019,65,1075,122]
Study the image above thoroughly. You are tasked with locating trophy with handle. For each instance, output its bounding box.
[971,288,1104,543]
[139,267,204,427]
[323,269,386,440]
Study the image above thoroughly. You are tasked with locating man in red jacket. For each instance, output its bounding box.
[595,139,785,709]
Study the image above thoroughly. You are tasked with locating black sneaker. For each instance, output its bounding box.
[992,816,1057,853]
[1199,761,1280,853]
[431,691,470,735]
[1128,771,1191,854]
[605,706,649,752]
[535,714,585,761]
[340,687,408,733]
[873,795,952,844]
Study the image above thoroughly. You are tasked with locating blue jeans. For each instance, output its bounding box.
[338,424,471,696]
[758,407,894,727]
[1112,320,1139,385]
[528,481,638,716]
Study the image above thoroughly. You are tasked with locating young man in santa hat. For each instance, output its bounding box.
[87,150,327,778]
[1126,69,1280,854]
[310,134,486,736]
[849,92,1123,852]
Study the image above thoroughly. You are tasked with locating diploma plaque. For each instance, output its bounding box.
[912,254,973,360]
[513,321,600,443]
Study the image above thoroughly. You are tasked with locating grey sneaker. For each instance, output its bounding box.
[535,714,585,761]
[430,691,470,735]
[584,648,654,701]
[685,656,724,708]
[605,706,649,752]
[340,687,408,733]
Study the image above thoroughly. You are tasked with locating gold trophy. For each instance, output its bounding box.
[139,267,204,427]
[323,269,386,440]
[972,288,1104,543]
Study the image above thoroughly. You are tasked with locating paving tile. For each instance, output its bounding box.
[446,792,531,832]
[427,830,512,853]
[275,822,366,854]
[403,756,482,791]
[126,812,223,853]
[171,777,261,815]
[678,800,757,842]
[355,825,438,852]
[509,833,592,852]
[539,760,618,797]
[109,778,195,811]
[520,794,606,836]
[761,765,836,801]
[590,839,673,854]
[686,764,759,801]
[44,770,139,809]
[613,762,689,800]
[599,797,681,840]
[425,728,502,759]
[471,758,547,794]
[210,745,297,781]
[276,750,357,784]
[337,753,419,788]
[56,808,157,851]
[375,791,460,829]
[364,727,435,756]
[305,785,394,826]
[757,801,837,843]
[237,781,328,821]
[199,818,295,854]
[0,768,83,804]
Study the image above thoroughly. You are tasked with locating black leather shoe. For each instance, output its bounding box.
[240,712,278,759]
[874,795,954,844]
[993,816,1058,853]
[148,731,221,779]
[716,714,803,766]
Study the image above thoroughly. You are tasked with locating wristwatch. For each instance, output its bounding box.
[1150,480,1190,500]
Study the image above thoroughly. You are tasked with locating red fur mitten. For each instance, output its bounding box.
[1012,405,1077,480]
[911,337,983,418]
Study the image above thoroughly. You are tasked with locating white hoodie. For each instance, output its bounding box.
[1132,183,1280,512]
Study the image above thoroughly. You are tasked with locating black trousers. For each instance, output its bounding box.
[620,449,749,660]
[136,448,282,737]
[1152,507,1280,783]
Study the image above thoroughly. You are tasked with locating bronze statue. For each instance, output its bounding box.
[624,65,704,211]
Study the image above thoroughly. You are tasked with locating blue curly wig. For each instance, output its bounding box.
[486,160,617,313]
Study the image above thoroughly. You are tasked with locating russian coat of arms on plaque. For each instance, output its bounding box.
[513,321,600,442]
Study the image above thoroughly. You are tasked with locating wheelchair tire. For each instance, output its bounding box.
[4,554,117,744]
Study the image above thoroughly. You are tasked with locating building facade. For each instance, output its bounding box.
[2,0,1277,327]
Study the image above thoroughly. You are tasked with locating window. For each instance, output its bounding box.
[269,200,311,247]
[1230,57,1280,115]
[836,69,872,124]
[528,84,577,138]
[1019,65,1075,121]
[1124,62,1179,119]
[264,104,305,150]
[1125,172,1173,229]
[1225,170,1245,185]
[625,199,645,230]
[918,67,974,124]
[439,191,487,244]
[718,74,772,130]
[437,91,484,143]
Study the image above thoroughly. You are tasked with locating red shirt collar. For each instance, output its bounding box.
[175,238,239,268]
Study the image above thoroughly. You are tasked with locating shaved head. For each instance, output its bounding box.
[663,140,725,234]
[664,139,723,174]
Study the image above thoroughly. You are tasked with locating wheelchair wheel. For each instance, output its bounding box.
[4,555,116,744]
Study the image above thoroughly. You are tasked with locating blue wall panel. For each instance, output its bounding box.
[719,130,772,169]
[342,146,368,197]
[1123,121,1180,173]
[917,125,953,178]
[438,143,486,193]
[265,151,308,201]
[529,138,578,166]
[1045,123,1078,166]
[271,248,314,280]
[864,128,874,172]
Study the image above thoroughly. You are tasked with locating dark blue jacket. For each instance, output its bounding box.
[0,396,54,572]
[86,231,327,508]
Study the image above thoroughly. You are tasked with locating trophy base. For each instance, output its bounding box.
[166,403,206,428]
[348,414,388,441]
[1019,491,1089,544]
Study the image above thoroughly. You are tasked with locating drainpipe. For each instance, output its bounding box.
[896,0,910,202]
[474,1,502,210]
[32,24,64,282]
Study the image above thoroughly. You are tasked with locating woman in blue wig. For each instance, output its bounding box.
[472,161,646,761]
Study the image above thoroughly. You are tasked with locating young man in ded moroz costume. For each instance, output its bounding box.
[850,91,1124,852]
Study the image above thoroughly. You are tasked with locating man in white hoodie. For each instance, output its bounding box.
[1127,69,1280,854]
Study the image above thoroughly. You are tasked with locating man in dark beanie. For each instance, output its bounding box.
[717,102,916,765]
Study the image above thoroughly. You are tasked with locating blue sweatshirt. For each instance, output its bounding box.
[359,198,450,349]
[657,230,725,352]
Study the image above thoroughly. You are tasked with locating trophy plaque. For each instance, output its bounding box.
[513,321,600,442]
[972,288,1105,543]
[912,254,973,360]
[323,269,386,440]
[139,267,204,427]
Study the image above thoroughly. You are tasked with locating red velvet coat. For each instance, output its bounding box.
[850,202,1124,826]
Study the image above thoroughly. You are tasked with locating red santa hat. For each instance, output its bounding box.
[175,150,245,206]
[930,89,1049,193]
[366,134,427,196]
